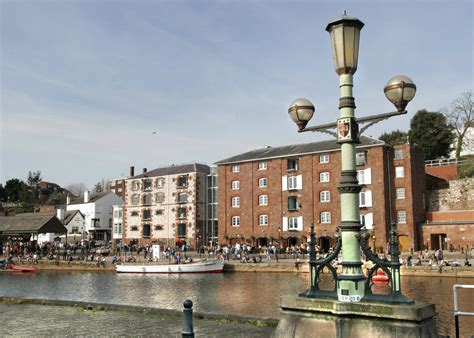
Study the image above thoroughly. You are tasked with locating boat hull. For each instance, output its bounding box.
[116,260,225,274]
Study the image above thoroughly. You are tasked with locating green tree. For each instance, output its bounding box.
[27,170,42,186]
[408,109,454,160]
[4,179,27,202]
[379,130,408,145]
[459,155,474,178]
[443,92,473,160]
[0,184,6,202]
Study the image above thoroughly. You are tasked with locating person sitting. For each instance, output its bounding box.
[465,258,472,267]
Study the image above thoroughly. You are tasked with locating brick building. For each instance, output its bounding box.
[122,163,210,248]
[215,136,426,252]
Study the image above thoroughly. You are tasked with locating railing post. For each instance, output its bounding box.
[182,299,194,338]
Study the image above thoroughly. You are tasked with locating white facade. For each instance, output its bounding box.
[112,205,123,241]
[66,191,123,241]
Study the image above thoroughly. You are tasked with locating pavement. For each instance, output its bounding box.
[0,299,276,337]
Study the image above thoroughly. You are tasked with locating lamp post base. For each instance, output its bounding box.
[272,295,438,338]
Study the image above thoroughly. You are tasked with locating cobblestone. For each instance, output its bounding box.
[0,303,275,337]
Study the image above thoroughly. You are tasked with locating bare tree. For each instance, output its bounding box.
[65,183,87,197]
[443,92,473,160]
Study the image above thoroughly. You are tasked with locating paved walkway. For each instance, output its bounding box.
[0,301,275,337]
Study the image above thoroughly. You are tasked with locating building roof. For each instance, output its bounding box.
[0,213,67,235]
[129,163,211,179]
[69,191,110,205]
[64,210,84,224]
[214,136,386,165]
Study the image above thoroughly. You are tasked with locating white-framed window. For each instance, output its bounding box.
[320,190,330,202]
[397,210,407,224]
[394,148,404,160]
[395,166,404,178]
[320,212,331,224]
[156,177,165,188]
[258,195,268,206]
[357,168,372,185]
[231,197,240,208]
[320,154,329,164]
[132,181,140,191]
[360,213,374,230]
[282,216,303,231]
[288,217,299,230]
[359,191,373,208]
[131,194,139,205]
[232,165,240,173]
[282,175,302,191]
[259,215,268,226]
[155,193,165,204]
[320,172,330,183]
[258,162,267,170]
[258,178,268,188]
[396,187,405,199]
[231,181,240,190]
[232,216,240,227]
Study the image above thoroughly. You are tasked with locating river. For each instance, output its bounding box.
[0,271,472,337]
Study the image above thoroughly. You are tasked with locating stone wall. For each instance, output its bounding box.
[426,177,474,212]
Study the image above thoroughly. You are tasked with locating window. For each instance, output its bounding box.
[288,176,298,190]
[178,207,187,219]
[132,181,140,191]
[258,162,267,170]
[178,193,188,203]
[156,178,165,188]
[131,211,139,216]
[356,152,366,166]
[143,179,152,191]
[131,226,138,231]
[155,209,163,215]
[360,213,374,230]
[357,168,372,185]
[395,166,404,178]
[320,154,329,163]
[231,197,240,208]
[288,196,298,211]
[155,193,165,204]
[288,217,299,230]
[320,172,330,183]
[287,159,299,171]
[232,165,240,173]
[282,216,303,231]
[282,175,302,191]
[155,225,163,231]
[396,188,405,199]
[178,223,187,237]
[258,195,268,206]
[320,191,330,202]
[231,181,240,190]
[143,224,151,237]
[232,216,240,227]
[397,210,407,224]
[259,215,268,226]
[131,194,139,205]
[258,178,267,188]
[177,175,188,188]
[320,212,331,224]
[143,209,151,220]
[71,226,79,234]
[143,194,152,205]
[359,191,372,207]
[394,149,404,160]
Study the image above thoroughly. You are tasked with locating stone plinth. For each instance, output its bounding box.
[272,296,438,338]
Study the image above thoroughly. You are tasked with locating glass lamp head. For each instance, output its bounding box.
[288,98,315,130]
[384,75,417,112]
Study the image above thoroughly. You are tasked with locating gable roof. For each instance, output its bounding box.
[130,163,210,179]
[64,210,84,224]
[70,191,111,205]
[214,136,386,165]
[0,213,67,234]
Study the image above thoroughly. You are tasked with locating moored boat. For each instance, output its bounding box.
[9,265,37,273]
[116,260,225,274]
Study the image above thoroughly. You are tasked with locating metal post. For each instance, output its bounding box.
[181,299,194,338]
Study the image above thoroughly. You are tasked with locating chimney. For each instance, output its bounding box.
[56,209,65,222]
[130,166,135,177]
[84,190,90,203]
[66,195,70,205]
[143,168,147,174]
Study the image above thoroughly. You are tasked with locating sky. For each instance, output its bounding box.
[1,0,472,189]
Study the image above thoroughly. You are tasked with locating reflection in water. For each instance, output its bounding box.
[0,271,472,337]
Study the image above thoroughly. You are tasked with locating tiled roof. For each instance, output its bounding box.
[0,213,67,234]
[130,163,210,179]
[215,136,386,165]
[70,191,110,205]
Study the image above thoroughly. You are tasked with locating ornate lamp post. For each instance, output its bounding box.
[288,12,416,303]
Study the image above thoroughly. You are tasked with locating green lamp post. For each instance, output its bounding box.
[288,12,416,303]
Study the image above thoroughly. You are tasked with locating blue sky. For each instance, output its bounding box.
[1,0,472,188]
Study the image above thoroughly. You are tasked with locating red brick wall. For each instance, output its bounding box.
[425,164,458,181]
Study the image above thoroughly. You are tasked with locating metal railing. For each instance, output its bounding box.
[453,284,474,338]
[425,158,465,167]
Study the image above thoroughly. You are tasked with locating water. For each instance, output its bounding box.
[0,271,472,337]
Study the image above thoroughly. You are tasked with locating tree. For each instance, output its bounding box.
[379,130,408,145]
[408,109,454,160]
[65,183,87,196]
[0,184,6,202]
[93,182,103,193]
[4,179,27,202]
[443,92,473,160]
[27,170,42,186]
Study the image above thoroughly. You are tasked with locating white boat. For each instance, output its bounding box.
[116,260,225,274]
